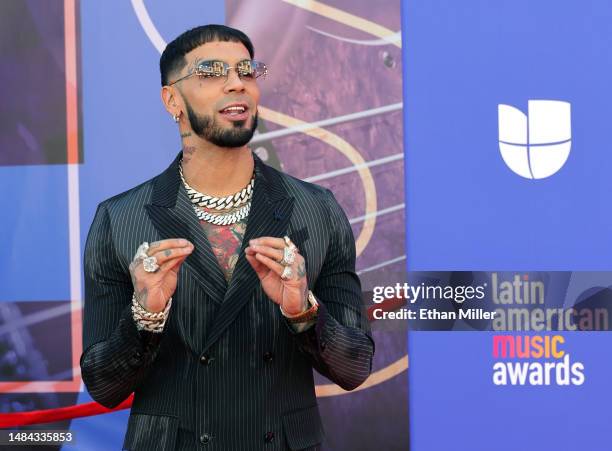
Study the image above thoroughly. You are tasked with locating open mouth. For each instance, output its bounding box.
[219,103,249,121]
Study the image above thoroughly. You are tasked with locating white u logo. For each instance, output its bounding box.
[498,100,572,179]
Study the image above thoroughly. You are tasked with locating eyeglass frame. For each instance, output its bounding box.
[168,59,268,86]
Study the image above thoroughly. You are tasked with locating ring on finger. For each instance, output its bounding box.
[134,242,150,261]
[143,256,160,273]
[280,245,296,266]
[285,238,298,251]
[281,265,293,281]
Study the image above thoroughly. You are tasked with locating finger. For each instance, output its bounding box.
[247,244,283,263]
[249,237,287,250]
[146,238,193,255]
[254,253,285,277]
[150,245,194,266]
[164,254,189,274]
[245,253,270,279]
[134,252,190,277]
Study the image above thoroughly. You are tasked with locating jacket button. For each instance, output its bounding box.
[200,354,212,365]
[263,352,274,362]
[264,431,275,442]
[200,433,211,444]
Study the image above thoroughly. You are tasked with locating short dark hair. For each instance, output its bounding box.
[159,24,255,86]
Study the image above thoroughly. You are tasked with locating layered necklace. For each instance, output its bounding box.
[179,161,254,226]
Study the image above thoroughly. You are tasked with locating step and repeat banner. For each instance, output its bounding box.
[0,0,610,450]
[1,0,406,450]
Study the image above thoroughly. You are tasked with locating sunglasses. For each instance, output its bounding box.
[169,59,268,85]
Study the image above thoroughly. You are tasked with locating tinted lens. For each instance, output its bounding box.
[236,60,255,78]
[194,60,267,80]
[196,60,229,77]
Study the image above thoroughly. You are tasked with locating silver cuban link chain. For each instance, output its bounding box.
[179,161,254,210]
[179,160,253,225]
[193,202,251,226]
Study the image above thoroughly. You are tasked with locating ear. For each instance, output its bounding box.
[161,85,181,117]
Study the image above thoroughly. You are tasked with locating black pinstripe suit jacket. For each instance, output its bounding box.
[80,153,374,451]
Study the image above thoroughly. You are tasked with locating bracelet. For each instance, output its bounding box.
[280,291,319,323]
[131,293,172,333]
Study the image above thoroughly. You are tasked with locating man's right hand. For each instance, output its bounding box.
[129,239,194,312]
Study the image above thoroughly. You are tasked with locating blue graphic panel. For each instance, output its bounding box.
[403,0,612,270]
[0,165,69,301]
[403,1,612,450]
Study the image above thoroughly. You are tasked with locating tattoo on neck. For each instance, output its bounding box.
[180,131,192,138]
[182,145,196,163]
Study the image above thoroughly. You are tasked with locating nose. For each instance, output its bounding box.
[223,68,246,93]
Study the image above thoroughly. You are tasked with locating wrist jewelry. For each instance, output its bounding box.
[131,293,172,333]
[280,291,319,323]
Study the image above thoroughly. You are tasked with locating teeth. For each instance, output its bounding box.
[222,106,246,113]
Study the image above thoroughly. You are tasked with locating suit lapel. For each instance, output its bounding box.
[145,154,228,304]
[202,155,294,353]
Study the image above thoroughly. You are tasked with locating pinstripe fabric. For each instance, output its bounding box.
[80,153,374,450]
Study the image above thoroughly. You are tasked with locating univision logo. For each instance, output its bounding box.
[498,100,571,179]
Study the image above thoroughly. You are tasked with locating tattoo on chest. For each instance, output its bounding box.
[199,219,247,281]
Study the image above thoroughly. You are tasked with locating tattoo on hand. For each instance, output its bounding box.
[136,287,148,308]
[297,261,306,278]
[164,249,171,257]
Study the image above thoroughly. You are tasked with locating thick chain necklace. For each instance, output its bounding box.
[179,160,253,225]
[193,202,251,226]
[179,162,254,210]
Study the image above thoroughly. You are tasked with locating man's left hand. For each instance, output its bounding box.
[245,237,308,315]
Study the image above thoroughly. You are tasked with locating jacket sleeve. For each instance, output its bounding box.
[80,203,164,408]
[286,190,375,391]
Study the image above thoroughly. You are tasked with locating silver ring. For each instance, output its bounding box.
[280,245,296,266]
[281,265,293,281]
[143,256,160,273]
[134,242,150,261]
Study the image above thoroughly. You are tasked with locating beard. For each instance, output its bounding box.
[184,99,258,148]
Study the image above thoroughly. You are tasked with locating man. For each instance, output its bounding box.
[80,24,374,450]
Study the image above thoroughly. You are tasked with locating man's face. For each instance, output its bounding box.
[175,40,261,148]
